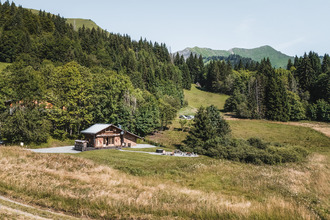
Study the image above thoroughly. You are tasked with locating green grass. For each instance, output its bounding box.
[29,137,74,149]
[229,120,330,151]
[183,84,229,112]
[78,149,206,177]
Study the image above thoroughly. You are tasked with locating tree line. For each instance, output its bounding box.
[0,1,183,144]
[173,51,329,122]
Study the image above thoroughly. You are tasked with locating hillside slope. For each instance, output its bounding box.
[178,45,293,68]
[66,18,100,30]
[29,9,101,31]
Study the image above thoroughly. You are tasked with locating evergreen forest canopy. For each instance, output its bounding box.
[0,1,328,145]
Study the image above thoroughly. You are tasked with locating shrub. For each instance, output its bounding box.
[247,137,267,149]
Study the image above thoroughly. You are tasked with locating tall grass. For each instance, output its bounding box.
[79,149,329,219]
[0,147,326,219]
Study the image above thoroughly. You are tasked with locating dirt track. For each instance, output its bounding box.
[0,195,79,219]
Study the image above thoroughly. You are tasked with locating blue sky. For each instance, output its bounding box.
[9,0,330,56]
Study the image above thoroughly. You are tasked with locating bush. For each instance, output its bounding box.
[185,136,309,165]
[247,137,267,149]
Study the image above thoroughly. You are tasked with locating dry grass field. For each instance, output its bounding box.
[0,146,328,219]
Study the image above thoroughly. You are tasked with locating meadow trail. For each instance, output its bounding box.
[0,195,79,220]
[223,114,330,138]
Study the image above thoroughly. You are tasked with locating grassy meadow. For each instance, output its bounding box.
[0,84,328,219]
[183,85,229,113]
[0,142,328,219]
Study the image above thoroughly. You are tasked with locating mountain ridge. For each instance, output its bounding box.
[177,45,293,68]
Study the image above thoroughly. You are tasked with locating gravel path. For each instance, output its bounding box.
[119,149,199,157]
[132,144,157,148]
[28,144,157,154]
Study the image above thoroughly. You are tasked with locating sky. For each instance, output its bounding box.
[9,0,330,56]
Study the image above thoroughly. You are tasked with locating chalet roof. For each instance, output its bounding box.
[81,124,111,134]
[81,123,142,139]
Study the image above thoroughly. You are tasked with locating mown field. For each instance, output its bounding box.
[0,84,328,219]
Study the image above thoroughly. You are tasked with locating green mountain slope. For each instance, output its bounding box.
[190,47,231,57]
[178,45,293,68]
[231,46,293,68]
[29,9,101,31]
[66,18,100,30]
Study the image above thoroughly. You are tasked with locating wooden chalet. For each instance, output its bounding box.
[74,124,141,151]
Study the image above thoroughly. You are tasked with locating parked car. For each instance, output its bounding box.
[0,140,5,146]
[179,115,195,120]
[186,115,195,120]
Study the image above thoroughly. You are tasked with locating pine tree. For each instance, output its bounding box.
[184,105,230,154]
[296,53,315,91]
[265,71,289,121]
[322,54,330,73]
[206,61,220,92]
[287,59,293,70]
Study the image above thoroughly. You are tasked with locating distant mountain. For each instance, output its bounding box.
[177,45,293,68]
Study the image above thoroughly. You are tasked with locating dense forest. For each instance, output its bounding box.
[175,51,329,122]
[0,1,184,144]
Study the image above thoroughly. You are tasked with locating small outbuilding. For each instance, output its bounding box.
[74,124,141,151]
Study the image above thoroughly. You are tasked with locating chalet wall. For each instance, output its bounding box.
[95,136,121,148]
[124,133,137,147]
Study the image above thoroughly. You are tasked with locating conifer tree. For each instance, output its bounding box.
[184,105,230,154]
[265,71,289,121]
[322,54,330,73]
